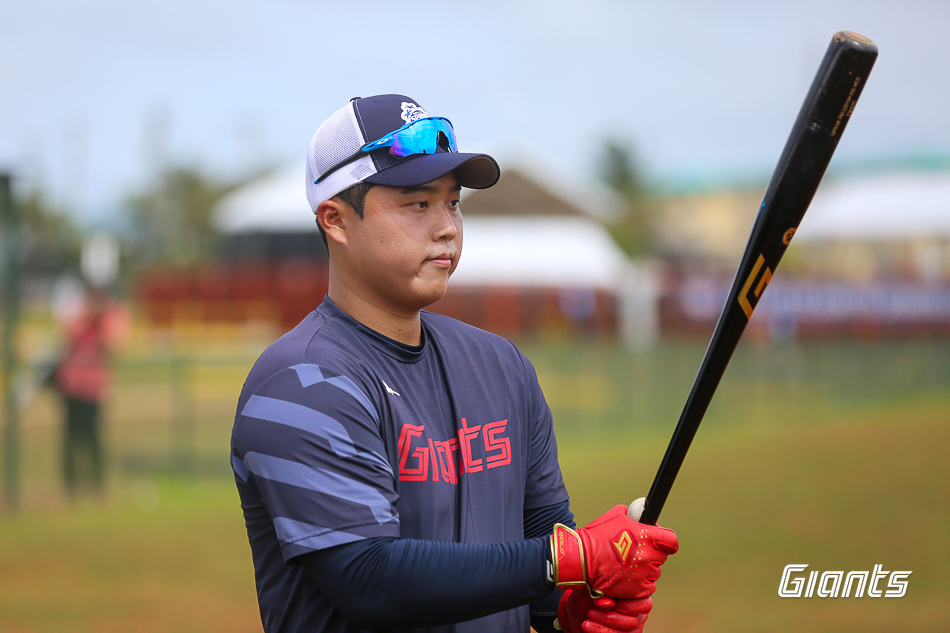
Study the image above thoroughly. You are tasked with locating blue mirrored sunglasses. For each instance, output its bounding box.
[315,116,458,184]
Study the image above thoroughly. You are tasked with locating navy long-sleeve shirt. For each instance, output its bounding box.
[232,297,572,632]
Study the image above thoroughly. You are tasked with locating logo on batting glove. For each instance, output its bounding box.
[611,530,634,565]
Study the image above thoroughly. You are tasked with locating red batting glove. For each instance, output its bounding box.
[585,596,652,633]
[556,591,652,633]
[550,505,678,600]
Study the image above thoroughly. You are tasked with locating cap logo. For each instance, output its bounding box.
[401,102,428,123]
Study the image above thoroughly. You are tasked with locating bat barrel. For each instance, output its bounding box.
[639,32,877,527]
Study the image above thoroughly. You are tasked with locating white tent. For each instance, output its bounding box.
[796,171,950,241]
[452,216,628,290]
[213,164,312,234]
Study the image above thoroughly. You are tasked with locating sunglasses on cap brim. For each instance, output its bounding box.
[315,116,458,184]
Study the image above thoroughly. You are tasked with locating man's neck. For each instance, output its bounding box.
[328,284,423,346]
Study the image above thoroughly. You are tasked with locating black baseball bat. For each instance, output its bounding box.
[638,31,878,526]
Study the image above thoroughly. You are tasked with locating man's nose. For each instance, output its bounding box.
[432,203,459,240]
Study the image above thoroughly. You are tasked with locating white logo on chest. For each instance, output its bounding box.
[382,380,401,396]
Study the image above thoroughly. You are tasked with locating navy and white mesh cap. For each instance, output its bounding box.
[305,94,500,213]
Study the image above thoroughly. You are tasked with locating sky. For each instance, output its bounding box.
[2,0,948,227]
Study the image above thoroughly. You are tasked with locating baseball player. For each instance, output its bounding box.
[230,94,678,633]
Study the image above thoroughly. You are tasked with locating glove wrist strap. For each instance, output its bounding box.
[551,524,587,589]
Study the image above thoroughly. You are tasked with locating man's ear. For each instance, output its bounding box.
[317,198,347,246]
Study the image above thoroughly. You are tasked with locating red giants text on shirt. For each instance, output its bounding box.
[398,418,511,483]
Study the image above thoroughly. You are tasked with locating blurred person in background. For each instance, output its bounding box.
[53,281,129,499]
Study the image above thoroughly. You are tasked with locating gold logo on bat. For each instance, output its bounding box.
[738,254,772,319]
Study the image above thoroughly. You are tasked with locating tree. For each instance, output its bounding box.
[125,167,234,267]
[19,189,82,276]
[598,140,655,257]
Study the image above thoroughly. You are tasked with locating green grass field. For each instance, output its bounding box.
[1,332,947,632]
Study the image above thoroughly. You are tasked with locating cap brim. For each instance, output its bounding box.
[364,152,500,190]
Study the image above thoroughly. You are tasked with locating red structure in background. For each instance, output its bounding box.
[136,259,329,333]
[431,286,618,340]
[135,262,619,340]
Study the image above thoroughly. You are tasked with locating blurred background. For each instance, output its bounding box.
[1,1,948,631]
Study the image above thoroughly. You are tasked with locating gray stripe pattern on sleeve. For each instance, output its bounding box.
[243,451,396,524]
[232,453,250,482]
[273,517,365,551]
[291,363,380,426]
[241,394,392,478]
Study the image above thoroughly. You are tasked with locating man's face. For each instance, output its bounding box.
[338,172,463,315]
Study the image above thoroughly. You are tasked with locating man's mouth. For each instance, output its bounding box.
[426,252,454,268]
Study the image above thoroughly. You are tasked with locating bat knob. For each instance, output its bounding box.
[627,497,646,522]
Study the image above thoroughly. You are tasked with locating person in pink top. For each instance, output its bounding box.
[54,283,129,498]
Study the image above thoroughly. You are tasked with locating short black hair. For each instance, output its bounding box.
[315,181,375,249]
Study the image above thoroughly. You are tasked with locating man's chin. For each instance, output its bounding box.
[408,281,450,311]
